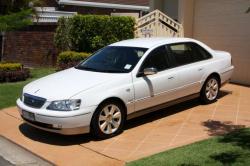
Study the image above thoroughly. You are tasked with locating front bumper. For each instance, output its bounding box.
[16,99,96,135]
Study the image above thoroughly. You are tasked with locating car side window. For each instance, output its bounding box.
[191,43,212,61]
[140,45,169,72]
[168,43,193,66]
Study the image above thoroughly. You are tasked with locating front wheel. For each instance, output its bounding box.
[200,76,220,104]
[91,101,125,139]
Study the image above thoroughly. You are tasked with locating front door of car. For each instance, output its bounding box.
[132,45,180,112]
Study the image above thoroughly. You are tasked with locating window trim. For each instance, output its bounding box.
[136,45,170,77]
[191,42,212,61]
[166,42,213,68]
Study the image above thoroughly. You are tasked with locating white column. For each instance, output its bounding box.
[178,0,195,37]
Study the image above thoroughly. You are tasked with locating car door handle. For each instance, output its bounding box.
[168,76,174,80]
[198,68,203,71]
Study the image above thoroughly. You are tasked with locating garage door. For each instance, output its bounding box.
[193,0,250,85]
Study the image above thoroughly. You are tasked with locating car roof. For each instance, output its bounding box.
[109,37,197,48]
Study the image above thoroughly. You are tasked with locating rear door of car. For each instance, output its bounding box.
[166,42,212,97]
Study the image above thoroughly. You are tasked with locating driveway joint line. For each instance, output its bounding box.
[101,136,120,153]
[78,144,125,163]
[168,109,194,147]
[235,87,242,124]
[210,101,219,120]
[126,118,163,159]
[3,112,22,122]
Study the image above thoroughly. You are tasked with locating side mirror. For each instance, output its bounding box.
[143,67,157,76]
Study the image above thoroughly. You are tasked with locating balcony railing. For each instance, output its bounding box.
[135,9,184,38]
[33,9,77,23]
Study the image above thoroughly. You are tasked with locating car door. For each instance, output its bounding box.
[132,45,180,111]
[167,42,211,97]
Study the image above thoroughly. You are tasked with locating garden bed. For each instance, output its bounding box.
[0,68,55,109]
[0,63,30,82]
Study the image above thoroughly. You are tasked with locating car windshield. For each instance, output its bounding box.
[76,46,148,73]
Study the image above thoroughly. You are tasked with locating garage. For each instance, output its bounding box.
[192,0,250,85]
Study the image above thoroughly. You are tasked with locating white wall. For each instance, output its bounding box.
[149,0,250,85]
[193,0,250,85]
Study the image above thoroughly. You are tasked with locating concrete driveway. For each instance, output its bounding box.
[0,84,249,165]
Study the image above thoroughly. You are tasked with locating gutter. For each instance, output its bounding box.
[58,0,149,11]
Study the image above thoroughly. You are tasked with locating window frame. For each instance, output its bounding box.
[191,42,212,62]
[137,44,171,77]
[166,42,213,67]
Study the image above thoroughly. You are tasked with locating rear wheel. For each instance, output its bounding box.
[91,101,125,139]
[200,76,220,104]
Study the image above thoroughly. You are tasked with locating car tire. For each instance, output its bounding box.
[91,101,125,139]
[200,76,220,104]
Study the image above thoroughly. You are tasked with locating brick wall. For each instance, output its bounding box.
[2,25,57,67]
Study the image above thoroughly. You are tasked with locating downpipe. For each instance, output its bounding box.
[0,32,5,62]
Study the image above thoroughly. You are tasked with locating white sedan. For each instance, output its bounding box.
[17,38,234,138]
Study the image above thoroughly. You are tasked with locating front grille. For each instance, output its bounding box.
[23,93,46,108]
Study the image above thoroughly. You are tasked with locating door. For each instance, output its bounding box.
[133,45,180,111]
[167,42,212,96]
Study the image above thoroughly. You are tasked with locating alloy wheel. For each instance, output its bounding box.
[98,104,122,134]
[205,78,219,101]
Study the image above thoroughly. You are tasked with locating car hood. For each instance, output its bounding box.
[24,68,121,100]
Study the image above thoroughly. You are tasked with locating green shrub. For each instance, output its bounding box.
[0,63,22,71]
[0,62,30,82]
[57,51,91,70]
[54,15,135,53]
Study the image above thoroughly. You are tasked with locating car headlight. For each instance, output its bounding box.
[47,99,81,111]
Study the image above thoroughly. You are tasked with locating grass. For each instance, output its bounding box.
[0,68,56,109]
[127,128,250,166]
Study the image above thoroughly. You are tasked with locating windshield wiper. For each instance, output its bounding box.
[98,69,126,73]
[75,66,99,72]
[75,66,126,73]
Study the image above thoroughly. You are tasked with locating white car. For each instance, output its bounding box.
[17,38,234,138]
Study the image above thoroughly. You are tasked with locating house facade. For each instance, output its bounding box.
[2,0,249,85]
[2,0,149,66]
[150,0,250,85]
[59,0,149,17]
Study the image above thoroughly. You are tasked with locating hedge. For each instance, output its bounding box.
[0,63,30,82]
[0,63,22,71]
[57,51,91,70]
[54,15,135,53]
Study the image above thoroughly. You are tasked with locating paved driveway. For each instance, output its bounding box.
[0,84,249,165]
